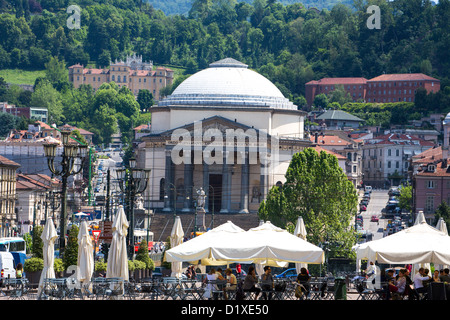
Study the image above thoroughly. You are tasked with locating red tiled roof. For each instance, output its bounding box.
[368,73,439,82]
[134,124,151,131]
[0,155,20,167]
[306,77,368,85]
[412,146,442,164]
[310,135,351,146]
[69,64,83,68]
[312,146,347,159]
[416,164,450,177]
[83,68,106,75]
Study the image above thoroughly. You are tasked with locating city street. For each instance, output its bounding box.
[361,190,389,241]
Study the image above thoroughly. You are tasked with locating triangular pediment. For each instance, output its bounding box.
[158,115,267,138]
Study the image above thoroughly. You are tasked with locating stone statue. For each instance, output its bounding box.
[196,187,206,208]
[134,194,144,209]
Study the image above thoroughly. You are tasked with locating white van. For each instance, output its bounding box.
[0,252,16,283]
[365,186,372,193]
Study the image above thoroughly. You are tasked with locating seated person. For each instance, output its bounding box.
[243,266,261,299]
[223,268,237,300]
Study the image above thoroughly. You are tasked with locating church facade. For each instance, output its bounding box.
[135,58,312,214]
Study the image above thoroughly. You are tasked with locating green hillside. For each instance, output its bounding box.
[147,0,354,16]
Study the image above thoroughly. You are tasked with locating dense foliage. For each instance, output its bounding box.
[0,0,449,100]
[258,148,359,258]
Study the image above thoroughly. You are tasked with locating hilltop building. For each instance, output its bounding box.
[68,54,174,100]
[305,73,440,107]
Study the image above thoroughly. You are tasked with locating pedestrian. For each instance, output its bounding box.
[15,263,24,278]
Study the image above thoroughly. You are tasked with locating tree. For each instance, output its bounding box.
[32,225,43,258]
[0,113,17,137]
[63,225,79,270]
[258,148,358,258]
[45,56,68,84]
[399,184,412,213]
[135,240,155,270]
[30,79,64,124]
[137,89,154,112]
[313,93,329,109]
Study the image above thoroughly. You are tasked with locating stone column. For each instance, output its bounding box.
[220,151,230,213]
[239,150,249,213]
[182,161,194,212]
[203,162,209,212]
[163,147,174,212]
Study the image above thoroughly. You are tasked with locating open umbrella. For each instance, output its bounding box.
[38,218,58,298]
[170,216,184,278]
[294,216,308,274]
[77,220,94,284]
[106,206,129,281]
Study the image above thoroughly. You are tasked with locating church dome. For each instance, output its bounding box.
[158,58,296,110]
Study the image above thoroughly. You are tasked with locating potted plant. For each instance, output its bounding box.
[133,260,146,281]
[54,258,65,278]
[128,260,136,280]
[94,259,107,277]
[24,257,44,286]
[135,240,155,277]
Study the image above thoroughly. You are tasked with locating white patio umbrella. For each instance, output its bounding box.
[77,220,94,284]
[37,218,58,298]
[294,216,308,274]
[434,218,449,271]
[436,217,449,235]
[170,216,185,278]
[106,206,129,281]
[414,211,426,225]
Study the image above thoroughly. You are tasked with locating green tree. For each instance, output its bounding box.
[399,184,412,213]
[313,93,329,109]
[30,79,64,124]
[45,56,68,85]
[258,148,358,258]
[32,225,43,259]
[63,225,79,270]
[135,240,155,270]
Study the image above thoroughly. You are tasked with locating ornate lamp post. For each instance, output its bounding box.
[116,157,151,258]
[43,127,88,258]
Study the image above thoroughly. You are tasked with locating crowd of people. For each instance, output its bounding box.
[378,265,450,300]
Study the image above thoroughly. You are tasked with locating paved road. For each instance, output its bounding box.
[361,190,389,240]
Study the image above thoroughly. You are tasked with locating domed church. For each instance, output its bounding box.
[136,58,312,214]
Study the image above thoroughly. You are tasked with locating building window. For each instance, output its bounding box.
[388,161,391,168]
[426,196,434,213]
[396,149,399,157]
[427,180,436,189]
[396,161,399,168]
[388,149,391,157]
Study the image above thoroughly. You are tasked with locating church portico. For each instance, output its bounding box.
[135,58,311,216]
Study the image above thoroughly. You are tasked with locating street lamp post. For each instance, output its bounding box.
[116,157,151,258]
[43,128,88,258]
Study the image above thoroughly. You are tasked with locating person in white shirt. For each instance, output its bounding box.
[413,268,431,296]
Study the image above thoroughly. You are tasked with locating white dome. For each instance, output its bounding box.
[158,58,296,110]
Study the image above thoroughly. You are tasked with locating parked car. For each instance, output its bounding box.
[371,215,379,222]
[360,205,367,211]
[274,268,298,280]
